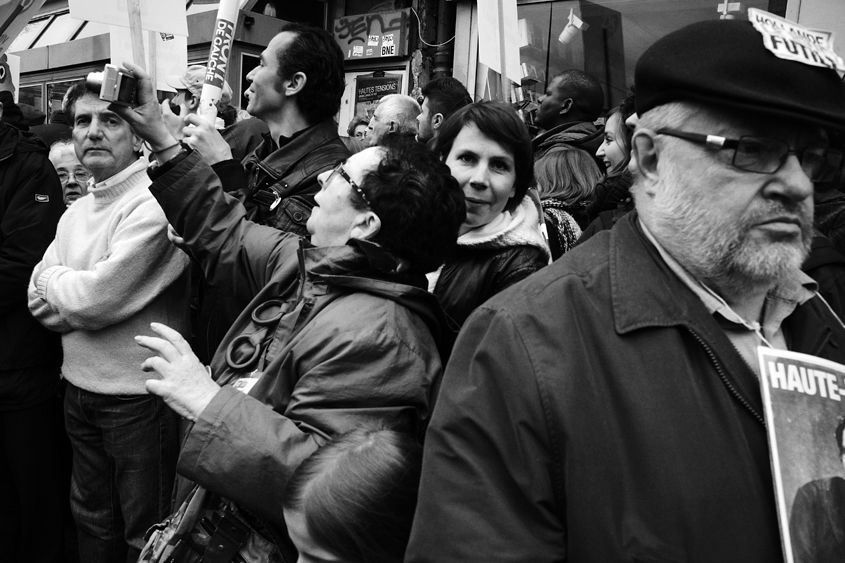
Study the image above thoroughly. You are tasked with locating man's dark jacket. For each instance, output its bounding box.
[0,122,64,408]
[192,119,349,363]
[532,120,603,163]
[407,212,845,562]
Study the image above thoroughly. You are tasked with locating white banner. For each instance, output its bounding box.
[109,26,187,92]
[477,0,521,85]
[69,0,187,36]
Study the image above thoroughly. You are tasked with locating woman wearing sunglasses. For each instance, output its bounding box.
[113,62,465,562]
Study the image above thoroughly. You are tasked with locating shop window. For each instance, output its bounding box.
[517,0,787,113]
[345,0,409,15]
[46,80,81,120]
[250,0,326,25]
[18,84,44,114]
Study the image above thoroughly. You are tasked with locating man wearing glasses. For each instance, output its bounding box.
[407,19,845,562]
[48,140,90,207]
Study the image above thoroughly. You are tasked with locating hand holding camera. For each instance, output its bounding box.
[99,62,181,160]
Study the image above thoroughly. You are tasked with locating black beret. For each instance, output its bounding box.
[635,19,845,130]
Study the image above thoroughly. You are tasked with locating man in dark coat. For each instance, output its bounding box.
[407,18,845,563]
[0,98,67,563]
[531,69,604,162]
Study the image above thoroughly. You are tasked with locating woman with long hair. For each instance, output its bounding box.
[585,93,636,226]
[534,146,603,259]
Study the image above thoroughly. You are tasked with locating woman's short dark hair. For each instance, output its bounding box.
[433,101,534,212]
[276,23,345,125]
[352,137,465,274]
[346,114,369,137]
[282,425,423,563]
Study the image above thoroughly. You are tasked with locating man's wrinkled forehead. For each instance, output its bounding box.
[73,93,120,120]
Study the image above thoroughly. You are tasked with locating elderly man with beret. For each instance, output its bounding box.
[406,18,845,563]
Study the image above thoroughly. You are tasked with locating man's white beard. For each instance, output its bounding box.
[645,160,813,292]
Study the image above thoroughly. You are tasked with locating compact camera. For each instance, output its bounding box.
[85,64,137,106]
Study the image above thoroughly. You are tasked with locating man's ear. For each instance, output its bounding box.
[350,211,381,241]
[631,129,660,194]
[559,98,574,116]
[187,93,200,111]
[432,112,444,131]
[284,72,307,97]
[132,134,144,154]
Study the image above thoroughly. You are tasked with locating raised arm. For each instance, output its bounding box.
[112,62,297,300]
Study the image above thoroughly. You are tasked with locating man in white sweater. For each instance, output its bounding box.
[28,81,190,561]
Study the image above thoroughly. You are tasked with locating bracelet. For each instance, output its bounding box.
[151,141,181,155]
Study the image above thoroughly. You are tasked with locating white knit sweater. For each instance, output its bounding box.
[28,158,190,394]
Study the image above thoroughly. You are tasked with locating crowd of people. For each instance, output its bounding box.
[3,14,845,563]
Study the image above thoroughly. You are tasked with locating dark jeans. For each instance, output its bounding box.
[64,383,178,563]
[0,388,69,563]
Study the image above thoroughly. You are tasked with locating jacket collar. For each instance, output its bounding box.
[248,119,342,178]
[297,238,448,359]
[610,212,706,335]
[532,120,598,150]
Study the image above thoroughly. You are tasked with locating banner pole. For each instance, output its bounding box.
[147,29,157,91]
[198,0,239,125]
[125,0,145,69]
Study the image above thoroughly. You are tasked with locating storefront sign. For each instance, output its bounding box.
[354,73,402,118]
[333,9,410,61]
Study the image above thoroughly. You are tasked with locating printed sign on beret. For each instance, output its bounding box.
[748,8,845,71]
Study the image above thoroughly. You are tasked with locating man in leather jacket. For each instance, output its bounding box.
[167,23,350,363]
[407,19,845,563]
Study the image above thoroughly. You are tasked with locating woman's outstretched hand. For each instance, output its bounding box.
[137,322,220,421]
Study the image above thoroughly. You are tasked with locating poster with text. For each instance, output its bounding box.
[759,347,845,563]
[354,74,402,121]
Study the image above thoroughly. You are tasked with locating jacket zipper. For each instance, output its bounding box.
[687,327,765,426]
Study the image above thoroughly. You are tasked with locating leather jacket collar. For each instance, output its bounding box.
[246,119,343,180]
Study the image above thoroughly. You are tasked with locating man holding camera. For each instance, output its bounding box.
[28,80,190,561]
[166,23,350,364]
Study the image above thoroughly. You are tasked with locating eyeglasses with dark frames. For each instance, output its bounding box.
[328,161,372,207]
[655,128,845,183]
